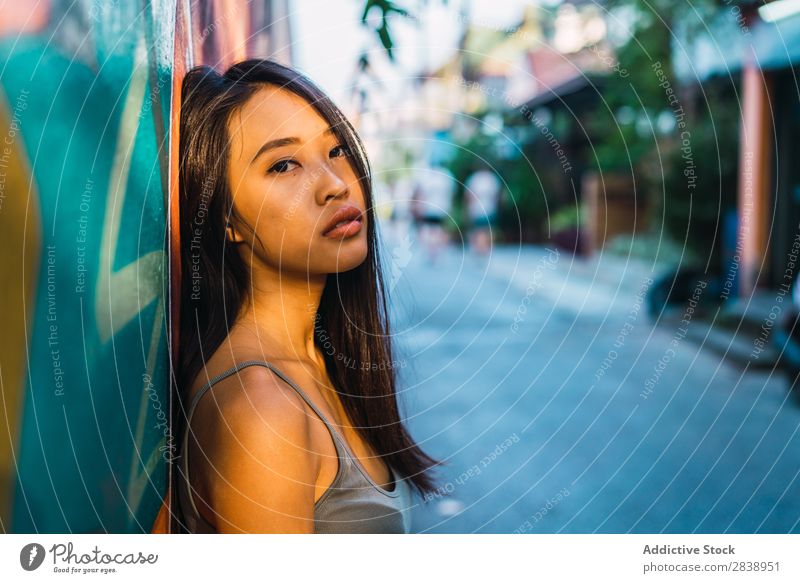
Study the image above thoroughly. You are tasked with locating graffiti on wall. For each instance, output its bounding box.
[0,0,173,533]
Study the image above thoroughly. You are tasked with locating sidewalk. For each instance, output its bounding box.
[483,244,785,371]
[484,244,659,317]
[681,291,782,371]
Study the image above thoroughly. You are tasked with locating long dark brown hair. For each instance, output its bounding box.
[177,58,442,498]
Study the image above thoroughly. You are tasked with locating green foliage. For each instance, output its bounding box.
[442,116,552,242]
[591,0,723,174]
[359,0,411,61]
[441,128,493,231]
[592,0,740,268]
[589,0,677,172]
[658,82,740,270]
[550,204,582,232]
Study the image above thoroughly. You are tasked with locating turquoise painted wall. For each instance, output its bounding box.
[1,0,173,533]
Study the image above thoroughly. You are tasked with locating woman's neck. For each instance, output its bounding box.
[235,262,327,366]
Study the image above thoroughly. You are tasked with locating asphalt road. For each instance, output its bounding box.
[385,234,800,534]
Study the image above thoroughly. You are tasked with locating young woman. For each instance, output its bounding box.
[176,59,442,534]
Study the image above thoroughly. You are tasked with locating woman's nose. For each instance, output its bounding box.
[316,163,349,204]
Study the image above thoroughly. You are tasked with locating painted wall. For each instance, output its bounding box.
[0,0,174,533]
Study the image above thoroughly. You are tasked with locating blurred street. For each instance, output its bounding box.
[387,232,800,534]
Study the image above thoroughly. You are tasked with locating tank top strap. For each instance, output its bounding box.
[179,360,351,530]
[233,361,351,456]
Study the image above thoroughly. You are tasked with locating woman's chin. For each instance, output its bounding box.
[322,246,368,273]
[333,256,368,273]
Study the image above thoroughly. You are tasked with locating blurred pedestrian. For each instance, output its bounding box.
[389,173,415,243]
[465,166,502,256]
[412,163,456,264]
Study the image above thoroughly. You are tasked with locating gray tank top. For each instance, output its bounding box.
[176,360,414,534]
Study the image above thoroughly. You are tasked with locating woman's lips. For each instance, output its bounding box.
[321,205,364,239]
[322,217,363,239]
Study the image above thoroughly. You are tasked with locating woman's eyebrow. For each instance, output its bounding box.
[250,127,336,165]
[250,137,299,164]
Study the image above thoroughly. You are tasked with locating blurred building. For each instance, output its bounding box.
[400,3,644,249]
[675,0,800,298]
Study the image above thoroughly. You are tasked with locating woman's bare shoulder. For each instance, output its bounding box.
[187,329,303,418]
[186,331,319,472]
[191,359,314,450]
[188,361,320,533]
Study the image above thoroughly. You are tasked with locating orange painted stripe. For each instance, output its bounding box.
[0,87,42,532]
[153,0,255,534]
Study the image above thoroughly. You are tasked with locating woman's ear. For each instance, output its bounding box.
[226,224,245,244]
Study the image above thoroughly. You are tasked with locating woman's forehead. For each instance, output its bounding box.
[229,85,332,145]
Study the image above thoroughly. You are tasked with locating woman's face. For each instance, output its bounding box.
[225,85,369,276]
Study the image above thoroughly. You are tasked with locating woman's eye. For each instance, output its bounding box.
[330,144,351,158]
[268,159,299,174]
